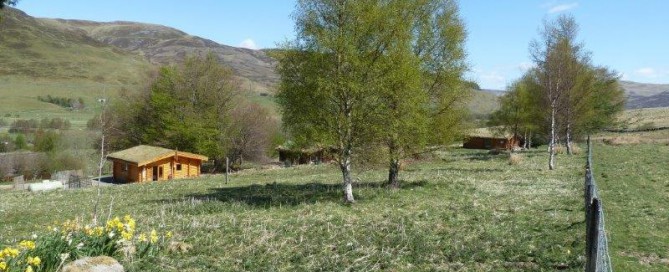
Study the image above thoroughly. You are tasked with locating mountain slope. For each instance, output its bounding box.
[41,19,279,94]
[0,8,155,126]
[620,81,669,109]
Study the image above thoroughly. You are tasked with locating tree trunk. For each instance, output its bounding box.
[388,158,400,189]
[340,155,355,203]
[566,121,573,155]
[528,133,532,149]
[549,105,556,170]
[523,129,528,149]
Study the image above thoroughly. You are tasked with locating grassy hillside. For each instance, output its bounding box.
[1,147,586,271]
[0,8,155,127]
[467,89,500,119]
[42,18,279,96]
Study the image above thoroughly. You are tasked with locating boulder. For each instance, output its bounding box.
[62,256,124,272]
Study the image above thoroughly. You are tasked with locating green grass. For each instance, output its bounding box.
[593,142,669,271]
[0,148,587,271]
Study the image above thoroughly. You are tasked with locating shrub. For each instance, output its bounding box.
[508,153,522,165]
[554,145,566,154]
[0,215,173,272]
[570,144,582,155]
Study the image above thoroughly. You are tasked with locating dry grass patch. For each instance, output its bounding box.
[508,153,522,165]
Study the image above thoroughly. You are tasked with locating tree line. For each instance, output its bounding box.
[7,117,72,133]
[37,95,86,110]
[488,15,625,170]
[105,53,280,171]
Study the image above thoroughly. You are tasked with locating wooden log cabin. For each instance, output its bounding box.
[107,145,208,183]
[463,128,524,150]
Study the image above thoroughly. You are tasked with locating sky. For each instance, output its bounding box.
[14,0,669,90]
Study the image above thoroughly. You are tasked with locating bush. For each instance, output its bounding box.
[508,153,522,165]
[570,144,582,155]
[554,145,566,155]
[0,216,173,272]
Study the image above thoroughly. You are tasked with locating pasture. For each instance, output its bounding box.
[1,147,586,271]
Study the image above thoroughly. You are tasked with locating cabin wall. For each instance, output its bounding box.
[112,160,140,183]
[112,157,204,183]
[172,157,202,179]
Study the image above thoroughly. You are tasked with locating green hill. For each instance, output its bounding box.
[0,8,155,127]
[42,18,279,96]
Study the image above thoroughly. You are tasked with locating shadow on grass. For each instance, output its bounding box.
[156,180,429,208]
[434,167,504,173]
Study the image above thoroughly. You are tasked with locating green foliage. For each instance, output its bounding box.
[111,53,240,165]
[13,134,26,150]
[33,130,60,153]
[37,95,85,109]
[0,0,16,9]
[111,53,277,170]
[278,0,469,191]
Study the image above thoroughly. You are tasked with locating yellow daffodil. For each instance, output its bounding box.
[0,262,7,271]
[19,240,36,250]
[121,231,133,241]
[150,229,159,243]
[0,247,19,258]
[166,231,173,239]
[93,226,104,236]
[27,256,41,266]
[25,265,33,272]
[138,233,147,242]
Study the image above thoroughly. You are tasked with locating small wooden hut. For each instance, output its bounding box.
[107,145,208,183]
[463,128,523,150]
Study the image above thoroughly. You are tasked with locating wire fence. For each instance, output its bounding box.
[584,137,613,272]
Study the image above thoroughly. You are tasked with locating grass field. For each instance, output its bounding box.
[618,107,669,129]
[0,147,586,271]
[593,142,669,272]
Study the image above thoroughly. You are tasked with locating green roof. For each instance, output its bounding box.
[107,145,208,166]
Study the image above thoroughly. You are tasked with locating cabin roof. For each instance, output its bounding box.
[467,127,516,138]
[107,145,208,166]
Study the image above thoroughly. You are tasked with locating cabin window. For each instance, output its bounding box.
[176,164,182,171]
[123,163,129,172]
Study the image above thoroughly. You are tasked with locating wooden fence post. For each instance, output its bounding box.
[586,198,601,272]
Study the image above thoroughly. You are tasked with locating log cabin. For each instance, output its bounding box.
[463,128,524,150]
[107,145,208,183]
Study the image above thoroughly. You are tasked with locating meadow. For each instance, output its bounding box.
[1,147,587,271]
[594,142,669,272]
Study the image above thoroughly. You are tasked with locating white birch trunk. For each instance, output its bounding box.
[549,104,556,170]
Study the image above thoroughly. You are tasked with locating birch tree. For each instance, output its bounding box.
[530,15,583,170]
[382,0,468,188]
[277,0,405,202]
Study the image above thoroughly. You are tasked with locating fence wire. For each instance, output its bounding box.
[584,138,613,272]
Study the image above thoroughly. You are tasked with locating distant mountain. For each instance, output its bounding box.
[41,18,279,94]
[620,81,669,109]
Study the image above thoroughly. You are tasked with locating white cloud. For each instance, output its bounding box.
[479,71,507,90]
[239,38,259,50]
[548,2,579,13]
[635,67,658,78]
[518,62,534,71]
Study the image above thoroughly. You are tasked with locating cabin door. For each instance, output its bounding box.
[152,166,159,181]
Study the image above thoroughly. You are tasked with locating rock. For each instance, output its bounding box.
[63,256,124,272]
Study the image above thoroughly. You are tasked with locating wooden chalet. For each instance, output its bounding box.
[107,145,208,183]
[463,128,523,150]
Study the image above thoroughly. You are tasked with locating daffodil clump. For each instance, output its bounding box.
[0,215,173,272]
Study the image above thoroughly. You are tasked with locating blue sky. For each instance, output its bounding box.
[15,0,669,89]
